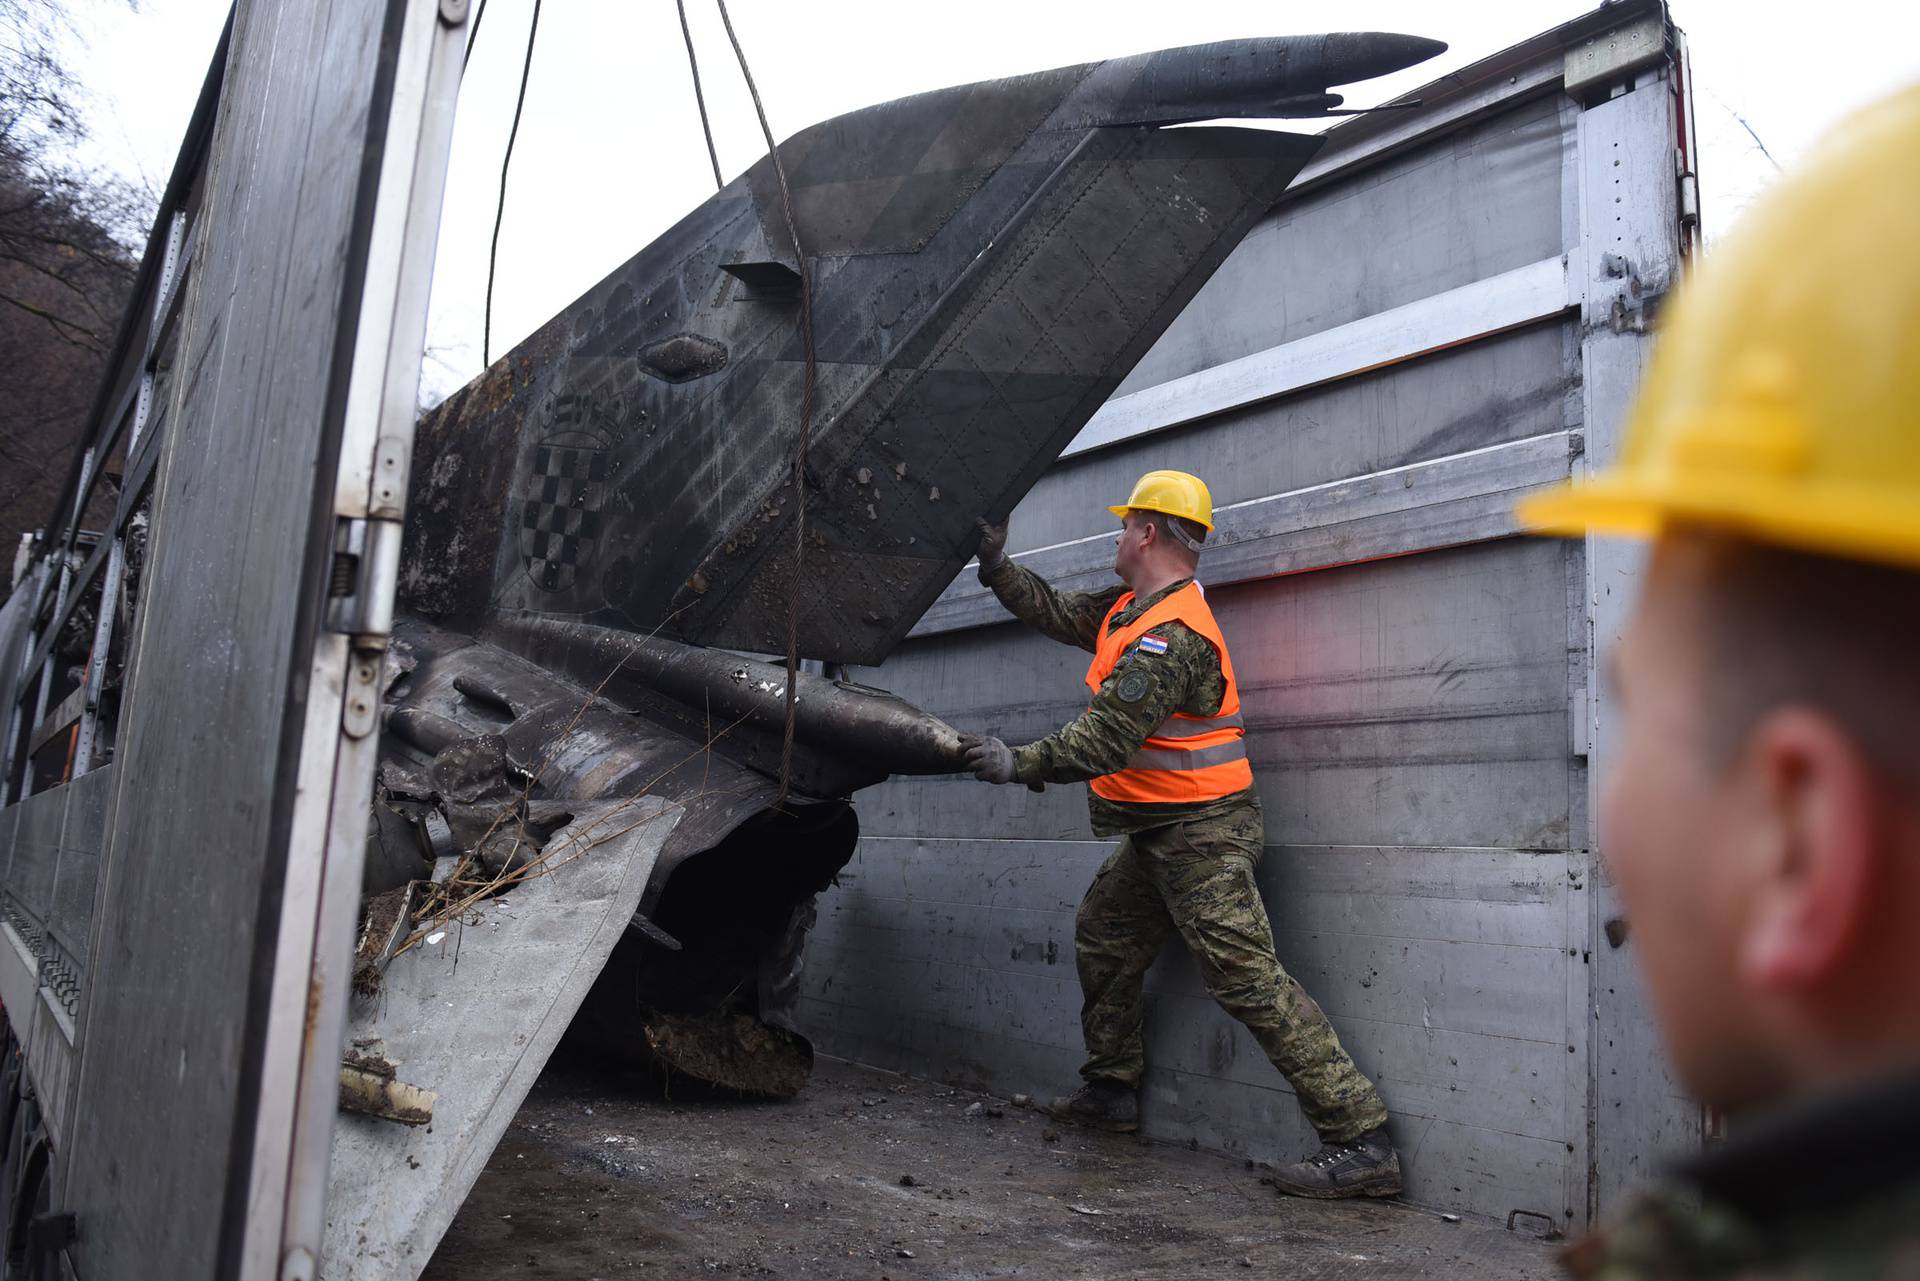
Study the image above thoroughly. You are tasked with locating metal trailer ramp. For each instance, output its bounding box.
[324,796,681,1279]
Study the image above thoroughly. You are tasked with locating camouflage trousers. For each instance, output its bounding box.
[1074,805,1389,1143]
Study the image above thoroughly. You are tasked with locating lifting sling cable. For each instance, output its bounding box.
[712,0,817,810]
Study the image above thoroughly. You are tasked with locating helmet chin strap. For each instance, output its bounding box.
[1165,518,1205,555]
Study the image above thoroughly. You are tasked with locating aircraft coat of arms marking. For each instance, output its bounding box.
[520,424,611,592]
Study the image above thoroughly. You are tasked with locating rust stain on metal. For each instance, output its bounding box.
[306,972,325,1039]
[339,1053,437,1127]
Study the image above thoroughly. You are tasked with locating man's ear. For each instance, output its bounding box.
[1738,707,1882,992]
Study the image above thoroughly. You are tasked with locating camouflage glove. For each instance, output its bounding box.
[974,517,1009,571]
[959,733,1016,784]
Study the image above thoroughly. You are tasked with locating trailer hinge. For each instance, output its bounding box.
[1591,254,1670,336]
[341,646,383,740]
[325,515,403,642]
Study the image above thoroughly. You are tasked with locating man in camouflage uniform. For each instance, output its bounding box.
[1519,84,1920,1278]
[960,472,1398,1198]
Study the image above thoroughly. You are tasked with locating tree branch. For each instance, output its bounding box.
[0,287,106,353]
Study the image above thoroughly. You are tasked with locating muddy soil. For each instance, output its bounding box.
[422,1057,1557,1280]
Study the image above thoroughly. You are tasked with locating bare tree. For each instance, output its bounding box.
[0,0,149,571]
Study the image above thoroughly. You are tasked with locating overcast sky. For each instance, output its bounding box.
[58,0,1920,404]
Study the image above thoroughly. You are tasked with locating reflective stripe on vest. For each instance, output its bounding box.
[1143,711,1245,740]
[1124,740,1251,772]
[1083,581,1254,805]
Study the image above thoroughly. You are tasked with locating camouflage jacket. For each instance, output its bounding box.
[978,558,1257,837]
[1562,1071,1920,1280]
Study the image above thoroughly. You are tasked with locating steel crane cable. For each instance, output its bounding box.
[483,0,543,368]
[462,0,489,71]
[471,0,811,804]
[713,0,816,810]
[677,0,724,192]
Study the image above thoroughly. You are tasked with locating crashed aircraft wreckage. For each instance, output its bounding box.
[327,31,1445,1277]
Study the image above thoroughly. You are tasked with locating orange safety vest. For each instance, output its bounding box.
[1084,581,1253,805]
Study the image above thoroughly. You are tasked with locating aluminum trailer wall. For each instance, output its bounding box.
[802,0,1703,1231]
[0,0,464,1276]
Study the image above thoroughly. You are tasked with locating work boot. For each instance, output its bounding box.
[1046,1080,1139,1133]
[1268,1126,1402,1199]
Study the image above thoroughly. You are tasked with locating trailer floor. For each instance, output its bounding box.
[422,1057,1559,1280]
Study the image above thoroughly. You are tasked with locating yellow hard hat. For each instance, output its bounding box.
[1518,81,1920,570]
[1109,469,1214,531]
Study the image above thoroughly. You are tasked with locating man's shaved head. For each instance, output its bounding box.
[1689,533,1920,782]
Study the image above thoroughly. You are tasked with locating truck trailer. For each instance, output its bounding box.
[0,1,1702,1276]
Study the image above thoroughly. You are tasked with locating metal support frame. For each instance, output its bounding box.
[128,210,188,465]
[918,430,1579,637]
[1,562,51,805]
[4,198,193,797]
[23,449,91,760]
[1064,254,1576,457]
[1286,0,1664,195]
[1573,55,1701,1220]
[66,208,189,781]
[68,544,125,778]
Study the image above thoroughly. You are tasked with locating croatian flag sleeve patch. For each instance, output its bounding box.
[1136,634,1169,655]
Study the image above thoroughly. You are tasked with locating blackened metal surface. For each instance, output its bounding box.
[388,616,877,808]
[399,35,1445,663]
[487,616,968,777]
[1056,33,1446,127]
[382,617,881,921]
[377,615,861,1102]
[384,618,786,868]
[638,333,728,383]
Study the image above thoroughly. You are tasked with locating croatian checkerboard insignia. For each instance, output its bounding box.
[520,429,610,592]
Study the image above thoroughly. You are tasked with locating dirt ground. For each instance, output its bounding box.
[422,1056,1559,1280]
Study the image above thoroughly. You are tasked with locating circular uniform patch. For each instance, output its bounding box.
[1114,669,1151,704]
